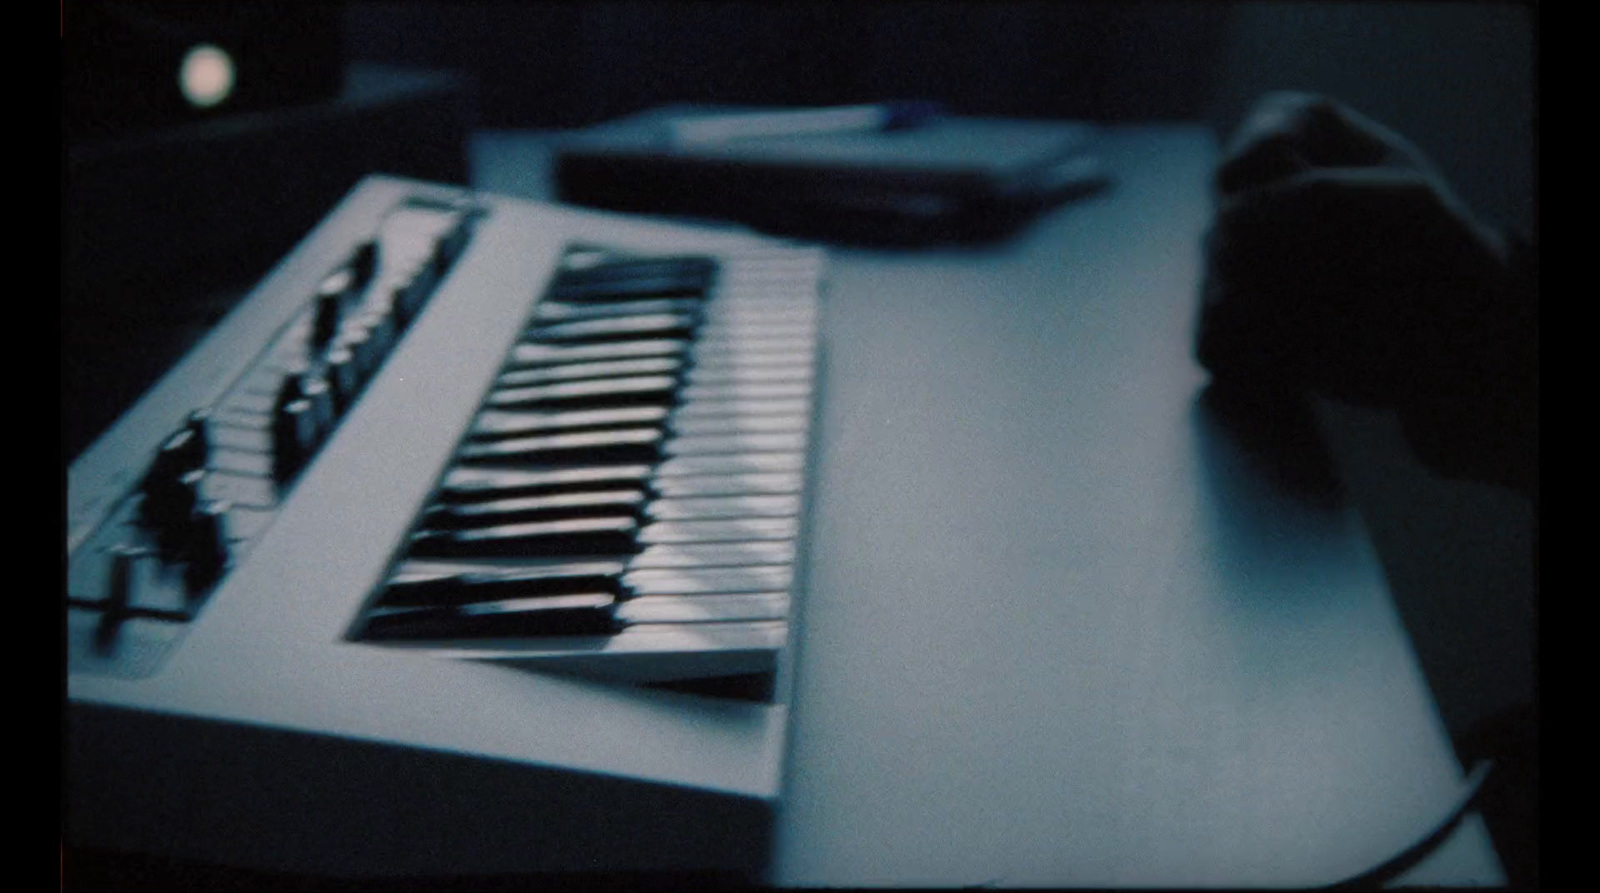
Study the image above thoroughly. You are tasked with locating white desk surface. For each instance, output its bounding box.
[476,124,1505,887]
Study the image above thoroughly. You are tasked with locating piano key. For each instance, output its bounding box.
[684,350,814,369]
[495,357,685,387]
[623,567,793,595]
[360,595,618,640]
[671,398,810,419]
[422,489,650,529]
[508,338,689,368]
[471,406,671,438]
[646,495,801,520]
[534,298,706,322]
[647,473,805,497]
[382,562,629,606]
[440,465,805,504]
[548,275,711,303]
[667,413,807,436]
[683,364,814,385]
[637,518,799,544]
[679,381,813,402]
[528,313,700,343]
[469,406,806,442]
[695,321,816,340]
[456,427,665,464]
[407,516,641,558]
[425,491,799,530]
[486,375,680,410]
[556,255,716,283]
[630,540,798,568]
[690,337,817,357]
[439,464,655,501]
[656,452,805,475]
[613,592,790,626]
[551,268,716,303]
[663,432,809,456]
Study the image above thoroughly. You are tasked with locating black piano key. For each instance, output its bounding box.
[550,260,716,303]
[422,488,649,529]
[557,255,716,284]
[528,313,700,344]
[486,375,680,410]
[456,427,665,464]
[495,357,685,388]
[470,406,671,439]
[407,516,641,558]
[361,595,618,640]
[381,563,629,607]
[440,465,804,503]
[424,490,796,530]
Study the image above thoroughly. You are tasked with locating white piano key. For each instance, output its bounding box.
[657,452,805,476]
[648,495,802,520]
[614,592,791,625]
[638,517,799,544]
[665,432,808,456]
[648,473,805,497]
[623,567,794,595]
[629,541,798,569]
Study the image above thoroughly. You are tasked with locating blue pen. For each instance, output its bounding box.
[670,101,944,147]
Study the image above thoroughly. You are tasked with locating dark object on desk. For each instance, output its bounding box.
[554,105,1109,245]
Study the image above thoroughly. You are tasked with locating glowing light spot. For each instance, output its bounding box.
[179,44,235,109]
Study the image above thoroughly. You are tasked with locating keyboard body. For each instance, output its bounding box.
[65,176,823,880]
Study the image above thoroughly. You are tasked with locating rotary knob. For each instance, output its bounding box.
[348,239,379,291]
[140,411,211,538]
[182,500,231,594]
[311,270,351,349]
[271,372,319,485]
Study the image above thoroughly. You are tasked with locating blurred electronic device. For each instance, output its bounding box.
[555,104,1109,244]
[65,175,824,882]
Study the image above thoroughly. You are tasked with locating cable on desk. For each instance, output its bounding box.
[1321,759,1496,890]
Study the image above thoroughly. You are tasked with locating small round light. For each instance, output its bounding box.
[178,44,235,109]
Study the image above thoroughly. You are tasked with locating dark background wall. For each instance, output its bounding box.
[342,1,1231,126]
[341,0,1533,232]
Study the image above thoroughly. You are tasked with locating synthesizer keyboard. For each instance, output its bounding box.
[65,176,824,880]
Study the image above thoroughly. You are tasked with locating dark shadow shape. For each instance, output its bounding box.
[1194,381,1344,511]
